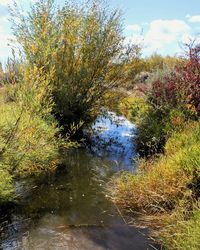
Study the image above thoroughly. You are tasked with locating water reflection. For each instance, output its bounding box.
[86,111,137,170]
[0,112,157,250]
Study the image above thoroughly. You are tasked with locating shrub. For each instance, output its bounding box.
[0,62,71,202]
[110,44,200,249]
[134,107,167,155]
[0,85,65,202]
[125,97,184,155]
[110,121,200,214]
[11,0,134,130]
[130,47,200,155]
[0,100,61,177]
[149,54,200,118]
[116,96,148,121]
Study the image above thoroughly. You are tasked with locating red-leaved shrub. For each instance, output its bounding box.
[149,45,200,117]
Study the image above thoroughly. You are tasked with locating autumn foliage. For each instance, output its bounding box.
[150,45,200,117]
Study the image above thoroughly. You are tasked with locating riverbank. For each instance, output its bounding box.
[110,58,200,249]
[0,85,64,204]
[0,111,159,249]
[110,118,200,248]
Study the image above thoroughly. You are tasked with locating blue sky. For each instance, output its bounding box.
[0,0,200,63]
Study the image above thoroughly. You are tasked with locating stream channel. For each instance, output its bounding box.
[0,111,158,250]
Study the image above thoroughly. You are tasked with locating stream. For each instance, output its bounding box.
[0,111,158,250]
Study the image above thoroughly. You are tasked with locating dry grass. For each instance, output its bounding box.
[110,121,200,249]
[111,121,199,212]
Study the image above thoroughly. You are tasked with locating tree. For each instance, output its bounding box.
[11,0,134,131]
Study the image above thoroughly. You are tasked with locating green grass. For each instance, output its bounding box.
[0,87,5,103]
[161,207,200,250]
[110,120,200,249]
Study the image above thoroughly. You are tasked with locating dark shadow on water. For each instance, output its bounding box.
[0,112,160,250]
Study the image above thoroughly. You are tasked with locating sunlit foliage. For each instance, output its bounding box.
[11,0,135,129]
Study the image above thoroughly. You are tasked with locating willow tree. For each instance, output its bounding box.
[11,0,135,130]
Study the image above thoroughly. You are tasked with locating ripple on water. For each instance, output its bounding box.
[0,112,159,250]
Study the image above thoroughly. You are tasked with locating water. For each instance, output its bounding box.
[0,112,157,250]
[86,111,137,169]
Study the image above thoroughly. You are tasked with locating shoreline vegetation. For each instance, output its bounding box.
[0,0,132,204]
[110,49,200,249]
[0,0,200,249]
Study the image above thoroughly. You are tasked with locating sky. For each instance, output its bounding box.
[0,0,200,63]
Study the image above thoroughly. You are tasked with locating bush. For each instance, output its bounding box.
[110,121,200,214]
[135,107,167,155]
[149,55,200,117]
[129,49,200,155]
[0,85,64,202]
[0,102,60,177]
[11,0,134,130]
[0,62,72,202]
[118,96,175,155]
[110,45,200,249]
[110,120,200,249]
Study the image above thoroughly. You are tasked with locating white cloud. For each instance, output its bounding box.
[126,19,191,55]
[146,19,190,49]
[187,15,200,23]
[146,19,190,40]
[126,24,141,32]
[181,33,200,45]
